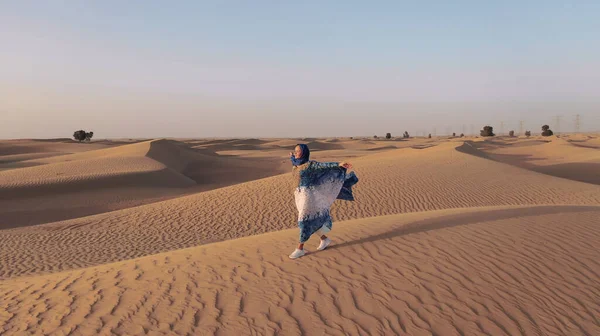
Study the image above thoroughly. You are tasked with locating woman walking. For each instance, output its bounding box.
[289,144,359,259]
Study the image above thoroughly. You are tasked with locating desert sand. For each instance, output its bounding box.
[1,134,599,335]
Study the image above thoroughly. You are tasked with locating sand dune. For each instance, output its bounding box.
[199,138,422,154]
[0,139,117,171]
[565,134,600,149]
[1,205,598,335]
[0,139,115,157]
[0,140,196,198]
[468,136,600,185]
[3,137,417,229]
[1,136,599,335]
[0,153,64,172]
[0,152,65,165]
[2,141,600,280]
[0,139,288,228]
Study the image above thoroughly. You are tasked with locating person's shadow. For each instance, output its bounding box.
[329,205,599,251]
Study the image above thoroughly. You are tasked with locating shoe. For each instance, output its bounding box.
[289,249,306,259]
[317,238,331,251]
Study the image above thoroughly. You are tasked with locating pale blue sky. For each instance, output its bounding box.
[1,1,599,138]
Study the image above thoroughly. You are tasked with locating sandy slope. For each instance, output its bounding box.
[470,136,600,185]
[2,142,600,280]
[0,139,114,157]
[0,139,116,172]
[0,140,193,194]
[195,137,428,154]
[0,139,289,196]
[564,133,600,149]
[1,205,598,335]
[0,139,288,228]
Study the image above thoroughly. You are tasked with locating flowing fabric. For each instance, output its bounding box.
[338,171,359,201]
[293,161,358,243]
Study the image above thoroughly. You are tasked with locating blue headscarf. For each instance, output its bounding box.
[291,144,310,166]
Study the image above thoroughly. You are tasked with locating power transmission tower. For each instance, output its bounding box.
[519,120,524,136]
[433,128,437,137]
[554,115,562,134]
[462,124,466,135]
[470,124,475,136]
[574,114,581,133]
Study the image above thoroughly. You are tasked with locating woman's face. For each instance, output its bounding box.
[294,146,303,159]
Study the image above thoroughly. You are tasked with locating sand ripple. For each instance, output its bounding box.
[1,206,598,335]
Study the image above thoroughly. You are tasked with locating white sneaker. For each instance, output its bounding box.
[289,249,306,259]
[317,238,331,251]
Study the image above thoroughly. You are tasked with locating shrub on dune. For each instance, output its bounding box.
[73,130,94,142]
[480,126,495,137]
[541,125,554,137]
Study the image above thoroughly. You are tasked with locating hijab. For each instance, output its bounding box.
[291,144,310,166]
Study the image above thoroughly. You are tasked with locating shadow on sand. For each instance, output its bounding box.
[329,205,600,251]
[456,142,600,186]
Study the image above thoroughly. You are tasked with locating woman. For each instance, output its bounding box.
[289,144,358,259]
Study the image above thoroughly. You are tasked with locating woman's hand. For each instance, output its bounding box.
[339,162,352,169]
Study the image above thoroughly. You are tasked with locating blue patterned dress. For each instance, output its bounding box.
[292,161,358,243]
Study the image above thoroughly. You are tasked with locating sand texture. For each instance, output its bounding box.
[0,135,599,335]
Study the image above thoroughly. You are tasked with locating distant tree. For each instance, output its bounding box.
[403,131,410,138]
[73,130,87,142]
[428,133,432,139]
[509,130,515,137]
[374,135,378,139]
[460,133,465,137]
[480,125,495,137]
[85,131,94,142]
[385,132,392,139]
[525,130,531,137]
[452,132,456,137]
[541,125,554,136]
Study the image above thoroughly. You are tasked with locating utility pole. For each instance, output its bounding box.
[574,114,581,133]
[470,124,475,136]
[500,121,505,136]
[462,124,466,135]
[433,128,437,137]
[519,120,524,136]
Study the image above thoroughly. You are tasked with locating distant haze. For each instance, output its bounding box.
[2,1,599,139]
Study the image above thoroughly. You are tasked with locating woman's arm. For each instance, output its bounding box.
[312,161,340,169]
[312,161,352,169]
